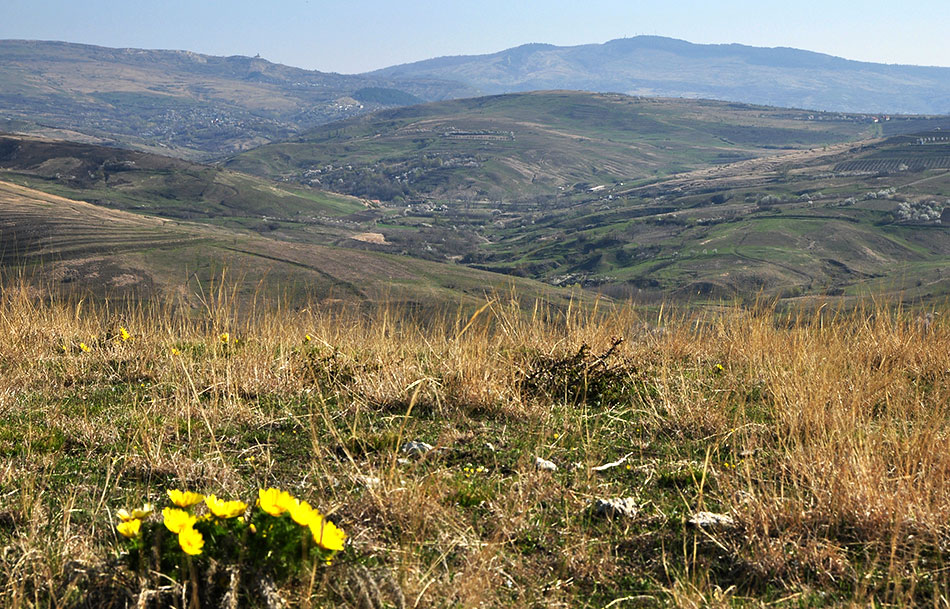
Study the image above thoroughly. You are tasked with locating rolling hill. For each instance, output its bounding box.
[458,132,950,302]
[4,91,949,305]
[369,36,950,115]
[0,178,575,307]
[0,40,474,159]
[225,91,883,202]
[223,92,950,303]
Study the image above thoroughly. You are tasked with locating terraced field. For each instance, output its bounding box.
[835,133,950,173]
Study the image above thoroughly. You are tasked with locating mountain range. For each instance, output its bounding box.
[0,40,472,159]
[1,38,949,305]
[0,37,947,162]
[369,36,950,116]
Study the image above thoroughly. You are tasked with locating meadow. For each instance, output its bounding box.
[0,281,947,608]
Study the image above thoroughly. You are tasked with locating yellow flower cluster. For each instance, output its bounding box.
[462,464,487,478]
[115,502,154,539]
[116,487,344,560]
[722,459,745,470]
[258,487,346,553]
[118,327,131,342]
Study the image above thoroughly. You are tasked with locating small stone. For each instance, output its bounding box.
[396,458,411,466]
[401,441,433,456]
[592,497,638,519]
[535,456,557,472]
[688,511,736,529]
[484,442,496,452]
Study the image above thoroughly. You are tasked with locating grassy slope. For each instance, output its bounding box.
[226,91,879,201]
[0,179,576,307]
[0,292,947,607]
[458,134,950,303]
[0,133,368,221]
[4,99,948,305]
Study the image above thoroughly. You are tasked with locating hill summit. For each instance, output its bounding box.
[369,36,950,115]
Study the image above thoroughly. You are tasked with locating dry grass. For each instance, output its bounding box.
[0,282,948,608]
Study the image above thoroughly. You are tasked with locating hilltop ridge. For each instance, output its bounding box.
[368,35,950,115]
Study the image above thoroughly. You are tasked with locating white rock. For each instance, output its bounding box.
[592,497,638,518]
[401,441,433,456]
[688,511,736,529]
[535,456,557,472]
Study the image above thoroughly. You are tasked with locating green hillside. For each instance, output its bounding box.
[0,179,575,307]
[4,92,949,305]
[459,134,950,302]
[226,91,880,201]
[0,133,368,234]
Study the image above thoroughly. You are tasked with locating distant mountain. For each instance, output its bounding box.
[369,36,950,115]
[0,40,475,159]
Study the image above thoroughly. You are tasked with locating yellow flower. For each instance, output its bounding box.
[163,507,197,534]
[118,503,154,521]
[205,494,248,519]
[304,334,312,342]
[79,342,91,353]
[288,498,319,527]
[170,347,181,356]
[167,489,204,508]
[258,488,286,516]
[311,517,346,552]
[219,332,230,344]
[116,518,142,538]
[277,490,298,511]
[178,526,204,556]
[119,327,131,342]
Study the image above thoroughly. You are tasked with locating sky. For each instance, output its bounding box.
[3,0,949,74]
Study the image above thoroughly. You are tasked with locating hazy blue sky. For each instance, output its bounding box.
[3,0,948,73]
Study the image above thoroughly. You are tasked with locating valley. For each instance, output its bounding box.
[2,89,949,306]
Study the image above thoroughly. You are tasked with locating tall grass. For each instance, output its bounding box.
[0,283,947,607]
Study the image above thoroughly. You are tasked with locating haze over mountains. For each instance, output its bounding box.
[0,40,473,159]
[369,36,950,116]
[0,37,947,162]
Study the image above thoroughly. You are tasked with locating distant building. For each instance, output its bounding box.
[942,206,950,225]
